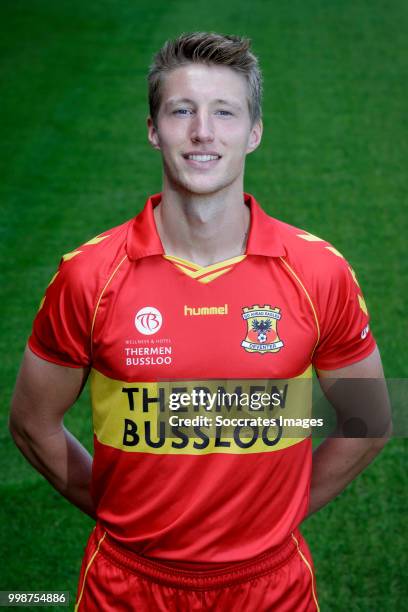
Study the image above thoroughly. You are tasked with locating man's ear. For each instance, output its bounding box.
[147,116,160,150]
[246,119,263,154]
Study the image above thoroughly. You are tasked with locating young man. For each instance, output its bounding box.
[10,33,391,611]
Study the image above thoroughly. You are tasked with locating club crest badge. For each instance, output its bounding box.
[241,304,284,354]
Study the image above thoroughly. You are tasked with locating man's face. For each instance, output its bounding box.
[147,63,262,196]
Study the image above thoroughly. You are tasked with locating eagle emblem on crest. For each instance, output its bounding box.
[241,304,284,354]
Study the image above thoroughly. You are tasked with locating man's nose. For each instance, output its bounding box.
[190,111,214,143]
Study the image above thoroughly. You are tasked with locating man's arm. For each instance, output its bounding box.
[308,345,392,517]
[9,346,95,519]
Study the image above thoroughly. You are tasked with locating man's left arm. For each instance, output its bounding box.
[308,345,392,517]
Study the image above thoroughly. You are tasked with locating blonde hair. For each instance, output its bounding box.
[148,32,263,126]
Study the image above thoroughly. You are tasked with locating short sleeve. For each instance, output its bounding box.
[312,259,376,371]
[28,256,96,368]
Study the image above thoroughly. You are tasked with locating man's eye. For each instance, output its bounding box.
[174,109,193,116]
[216,110,233,117]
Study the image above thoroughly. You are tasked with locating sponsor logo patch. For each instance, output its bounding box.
[135,306,163,335]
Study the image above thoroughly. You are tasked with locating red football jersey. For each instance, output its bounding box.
[29,193,376,563]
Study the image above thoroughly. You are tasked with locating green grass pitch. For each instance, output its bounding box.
[0,1,407,610]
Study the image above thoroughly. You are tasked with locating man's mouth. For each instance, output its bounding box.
[183,153,221,162]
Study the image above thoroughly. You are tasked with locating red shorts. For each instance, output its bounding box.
[74,524,319,611]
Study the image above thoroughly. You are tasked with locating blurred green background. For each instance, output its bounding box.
[0,0,406,610]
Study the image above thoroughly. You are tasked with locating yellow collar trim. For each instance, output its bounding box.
[164,254,246,283]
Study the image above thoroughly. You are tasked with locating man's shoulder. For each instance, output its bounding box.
[58,218,132,275]
[49,218,133,300]
[30,219,135,367]
[264,214,360,301]
[272,216,351,279]
[269,216,368,333]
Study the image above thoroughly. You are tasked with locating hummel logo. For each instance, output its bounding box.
[184,304,229,316]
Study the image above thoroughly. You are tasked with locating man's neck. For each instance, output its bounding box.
[153,183,250,267]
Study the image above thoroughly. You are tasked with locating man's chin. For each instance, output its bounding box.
[174,178,234,197]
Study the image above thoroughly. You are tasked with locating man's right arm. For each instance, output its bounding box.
[9,346,95,519]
